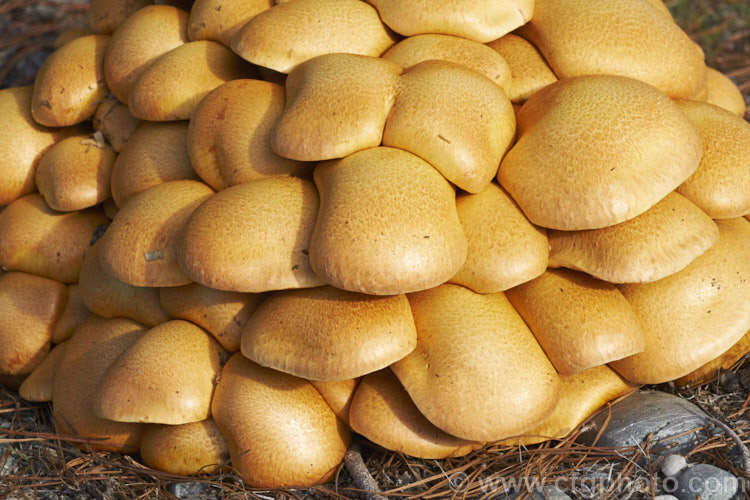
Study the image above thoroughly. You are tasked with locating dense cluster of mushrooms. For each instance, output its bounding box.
[1,0,749,489]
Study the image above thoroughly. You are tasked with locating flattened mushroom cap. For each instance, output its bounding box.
[309,378,360,425]
[392,284,560,442]
[703,67,747,117]
[505,269,645,375]
[232,0,397,73]
[94,320,226,424]
[367,0,533,43]
[241,286,417,380]
[548,192,720,283]
[140,418,229,475]
[51,284,91,343]
[211,353,350,488]
[88,0,154,34]
[498,75,702,230]
[92,98,143,153]
[675,329,750,387]
[19,340,69,402]
[188,0,273,47]
[486,34,558,103]
[611,220,750,384]
[349,369,481,459]
[179,177,323,292]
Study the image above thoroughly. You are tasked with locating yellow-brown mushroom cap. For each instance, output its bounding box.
[94,320,226,424]
[309,378,360,426]
[211,353,350,488]
[87,0,154,35]
[703,67,747,117]
[51,284,91,343]
[241,286,417,380]
[140,418,230,475]
[498,75,702,230]
[18,340,69,402]
[486,34,558,103]
[675,329,750,387]
[92,98,143,153]
[188,0,273,47]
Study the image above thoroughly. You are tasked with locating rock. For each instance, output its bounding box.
[654,496,679,500]
[661,454,689,477]
[672,464,739,500]
[577,391,710,458]
[167,482,208,499]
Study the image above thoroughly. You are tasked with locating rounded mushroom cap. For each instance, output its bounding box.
[450,182,548,293]
[99,179,214,287]
[94,320,226,425]
[367,0,533,43]
[188,79,310,190]
[498,75,703,230]
[517,0,707,99]
[179,176,323,292]
[31,35,110,127]
[310,147,467,295]
[35,134,116,212]
[159,283,266,353]
[103,4,189,103]
[79,239,170,327]
[92,98,143,153]
[505,269,645,375]
[52,316,147,453]
[675,329,750,387]
[611,220,750,384]
[188,0,273,47]
[382,34,512,95]
[88,0,154,34]
[140,418,230,475]
[51,284,91,343]
[392,284,560,442]
[486,34,558,103]
[110,121,198,207]
[18,340,69,402]
[0,272,65,376]
[129,40,257,121]
[211,353,350,488]
[349,369,481,459]
[704,67,747,117]
[241,286,417,381]
[309,378,360,425]
[0,86,80,206]
[548,192,720,283]
[231,0,397,73]
[674,100,750,219]
[0,194,108,283]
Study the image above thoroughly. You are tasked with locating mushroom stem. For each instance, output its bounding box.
[343,438,387,500]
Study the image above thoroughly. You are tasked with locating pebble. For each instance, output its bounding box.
[168,482,208,499]
[577,391,710,458]
[671,464,739,500]
[654,496,679,500]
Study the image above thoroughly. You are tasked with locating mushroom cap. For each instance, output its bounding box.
[349,369,481,459]
[367,0,533,43]
[99,179,214,287]
[140,418,230,475]
[94,320,226,424]
[505,269,645,375]
[272,54,402,161]
[611,220,750,384]
[159,283,266,353]
[450,182,548,293]
[110,121,199,207]
[382,60,515,193]
[35,134,116,212]
[51,284,91,343]
[392,284,560,442]
[517,0,706,98]
[79,239,170,327]
[704,67,747,117]
[503,366,634,446]
[129,40,257,121]
[310,147,468,295]
[211,353,350,488]
[87,0,154,34]
[0,194,108,283]
[18,340,69,402]
[548,192,720,283]
[103,4,189,103]
[31,35,110,127]
[675,329,750,387]
[241,286,417,380]
[52,316,146,453]
[179,176,323,292]
[309,378,360,425]
[382,34,512,95]
[674,100,750,219]
[92,98,143,153]
[0,87,79,206]
[188,79,309,190]
[486,34,558,103]
[0,272,65,376]
[231,0,397,73]
[497,75,703,230]
[188,0,273,47]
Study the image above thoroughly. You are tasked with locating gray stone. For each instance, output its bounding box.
[660,454,689,477]
[654,496,679,500]
[168,482,207,499]
[672,465,739,500]
[577,391,710,458]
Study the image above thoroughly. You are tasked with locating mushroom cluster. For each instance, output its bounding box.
[1,0,749,489]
